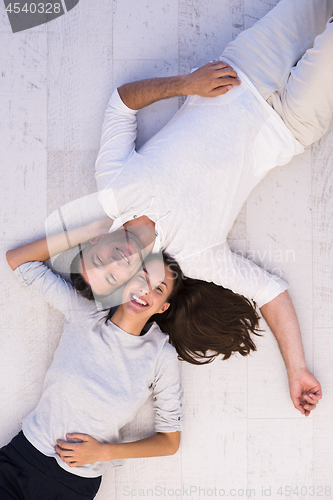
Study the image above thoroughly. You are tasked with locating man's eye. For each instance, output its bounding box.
[94,255,103,267]
[106,274,117,285]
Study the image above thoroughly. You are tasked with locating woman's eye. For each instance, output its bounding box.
[155,286,163,293]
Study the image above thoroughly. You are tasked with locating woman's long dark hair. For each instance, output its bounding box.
[71,246,261,364]
[152,276,262,365]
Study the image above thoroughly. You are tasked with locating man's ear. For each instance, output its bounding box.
[89,235,104,244]
[157,302,170,314]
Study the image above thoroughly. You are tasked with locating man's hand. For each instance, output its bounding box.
[288,369,322,417]
[118,61,240,110]
[185,61,241,97]
[88,217,113,239]
[56,434,108,467]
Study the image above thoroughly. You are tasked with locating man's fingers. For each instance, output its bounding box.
[213,76,240,90]
[208,87,231,97]
[294,402,305,415]
[209,80,238,96]
[304,403,316,411]
[304,393,320,403]
[207,60,229,69]
[214,67,239,79]
[310,389,322,400]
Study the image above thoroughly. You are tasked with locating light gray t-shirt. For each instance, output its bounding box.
[95,66,305,307]
[14,261,183,478]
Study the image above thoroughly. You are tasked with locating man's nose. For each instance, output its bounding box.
[140,284,150,295]
[139,278,152,296]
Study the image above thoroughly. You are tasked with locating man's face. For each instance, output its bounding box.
[79,227,146,296]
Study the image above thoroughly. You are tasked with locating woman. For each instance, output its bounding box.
[1,246,183,500]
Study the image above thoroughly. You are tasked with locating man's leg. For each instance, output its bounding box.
[269,19,333,146]
[221,0,333,100]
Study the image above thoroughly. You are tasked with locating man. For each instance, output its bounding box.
[8,216,157,305]
[89,0,333,416]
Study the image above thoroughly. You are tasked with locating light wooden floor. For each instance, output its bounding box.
[1,1,333,499]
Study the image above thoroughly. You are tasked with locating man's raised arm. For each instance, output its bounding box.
[117,61,240,110]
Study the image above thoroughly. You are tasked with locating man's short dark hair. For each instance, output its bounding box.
[70,250,94,300]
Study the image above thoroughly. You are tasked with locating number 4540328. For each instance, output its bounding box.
[6,3,61,14]
[277,485,331,496]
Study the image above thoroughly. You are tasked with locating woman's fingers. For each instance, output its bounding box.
[56,444,72,456]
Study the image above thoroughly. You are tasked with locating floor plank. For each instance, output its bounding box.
[1,1,333,498]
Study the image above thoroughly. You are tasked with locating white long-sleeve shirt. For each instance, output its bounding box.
[95,66,304,307]
[14,261,183,478]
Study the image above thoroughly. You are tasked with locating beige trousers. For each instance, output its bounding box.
[221,0,333,146]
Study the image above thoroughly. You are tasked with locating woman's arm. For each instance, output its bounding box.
[56,431,180,467]
[6,217,113,270]
[260,290,322,416]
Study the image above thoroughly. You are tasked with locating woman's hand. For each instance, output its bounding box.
[185,61,241,97]
[56,431,180,466]
[56,433,109,467]
[288,369,322,416]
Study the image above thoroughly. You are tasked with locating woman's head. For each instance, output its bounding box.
[120,252,184,323]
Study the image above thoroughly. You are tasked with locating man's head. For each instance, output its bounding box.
[70,225,156,299]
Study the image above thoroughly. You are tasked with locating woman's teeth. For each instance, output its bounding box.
[132,294,148,306]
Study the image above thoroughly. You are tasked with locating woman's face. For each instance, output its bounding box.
[121,259,175,320]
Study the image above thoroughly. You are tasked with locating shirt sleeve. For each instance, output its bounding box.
[13,261,94,322]
[95,89,139,194]
[215,243,289,308]
[180,241,289,308]
[152,342,183,434]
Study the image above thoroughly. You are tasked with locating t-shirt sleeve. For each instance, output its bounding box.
[152,342,183,434]
[95,89,138,194]
[13,261,93,322]
[215,243,289,308]
[180,242,288,308]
